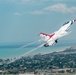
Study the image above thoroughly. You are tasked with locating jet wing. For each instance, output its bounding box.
[38,32,50,42]
[38,32,55,42]
[38,32,56,47]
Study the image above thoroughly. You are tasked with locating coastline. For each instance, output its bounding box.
[0,41,76,59]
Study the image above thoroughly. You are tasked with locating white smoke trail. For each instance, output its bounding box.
[15,39,41,51]
[21,43,44,57]
[15,43,44,61]
[8,42,44,64]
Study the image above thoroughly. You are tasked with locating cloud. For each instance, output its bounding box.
[44,4,76,13]
[31,11,46,14]
[14,12,22,16]
[31,4,76,14]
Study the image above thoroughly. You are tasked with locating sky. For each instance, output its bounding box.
[0,0,76,44]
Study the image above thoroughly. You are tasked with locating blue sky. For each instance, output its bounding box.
[0,0,76,44]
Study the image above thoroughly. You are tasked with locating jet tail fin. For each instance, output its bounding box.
[38,32,50,41]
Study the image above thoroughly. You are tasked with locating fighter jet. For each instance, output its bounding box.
[39,20,76,47]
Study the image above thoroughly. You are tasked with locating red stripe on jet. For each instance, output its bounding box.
[50,33,55,38]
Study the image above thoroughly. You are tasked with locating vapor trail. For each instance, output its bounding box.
[14,43,44,61]
[15,40,41,51]
[21,43,44,57]
[8,41,44,64]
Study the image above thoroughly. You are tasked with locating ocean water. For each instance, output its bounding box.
[0,41,76,59]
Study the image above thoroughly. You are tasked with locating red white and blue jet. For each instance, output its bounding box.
[39,20,76,47]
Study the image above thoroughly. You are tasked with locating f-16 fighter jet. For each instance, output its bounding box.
[39,20,76,47]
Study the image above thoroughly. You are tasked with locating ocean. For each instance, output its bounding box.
[0,41,76,59]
